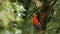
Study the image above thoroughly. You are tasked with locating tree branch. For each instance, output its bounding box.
[41,0,57,23]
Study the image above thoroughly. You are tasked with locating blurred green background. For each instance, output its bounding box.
[0,0,60,34]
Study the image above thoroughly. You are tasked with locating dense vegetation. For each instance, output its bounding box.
[0,0,60,34]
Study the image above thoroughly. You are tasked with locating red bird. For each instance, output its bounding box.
[33,13,42,30]
[33,13,39,26]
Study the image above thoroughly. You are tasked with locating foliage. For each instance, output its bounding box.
[0,0,60,34]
